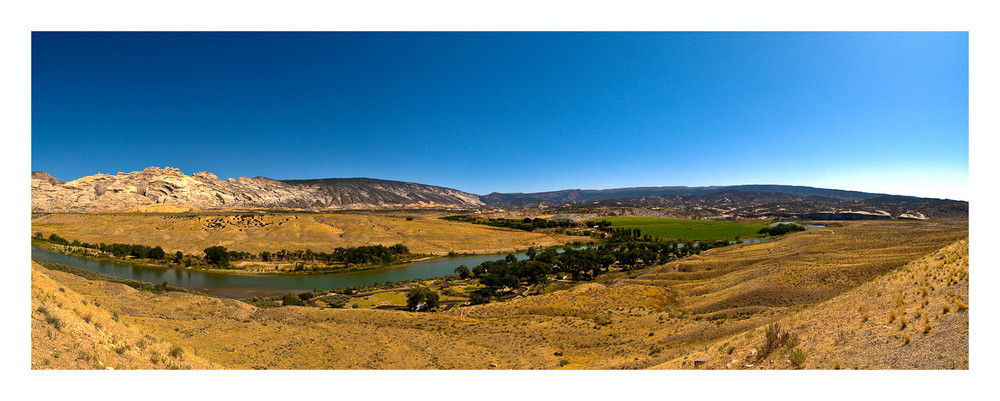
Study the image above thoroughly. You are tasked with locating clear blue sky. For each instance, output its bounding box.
[31,32,968,199]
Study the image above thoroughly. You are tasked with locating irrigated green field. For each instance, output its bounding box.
[601,217,770,240]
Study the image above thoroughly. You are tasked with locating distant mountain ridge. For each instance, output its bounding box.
[480,184,888,205]
[30,168,967,219]
[31,167,484,212]
[482,185,966,220]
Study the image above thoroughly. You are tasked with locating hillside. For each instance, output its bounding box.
[30,212,580,256]
[31,261,215,369]
[487,187,967,220]
[31,219,968,369]
[481,184,887,205]
[31,167,484,212]
[653,238,969,369]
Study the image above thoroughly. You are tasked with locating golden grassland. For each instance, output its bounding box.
[653,237,970,369]
[30,212,582,256]
[30,265,214,369]
[31,219,968,369]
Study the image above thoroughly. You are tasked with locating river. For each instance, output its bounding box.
[31,247,537,299]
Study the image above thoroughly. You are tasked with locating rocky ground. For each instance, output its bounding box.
[31,167,484,212]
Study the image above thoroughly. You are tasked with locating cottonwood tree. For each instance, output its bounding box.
[406,288,440,311]
[204,246,230,267]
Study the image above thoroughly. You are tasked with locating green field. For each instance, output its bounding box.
[601,217,771,240]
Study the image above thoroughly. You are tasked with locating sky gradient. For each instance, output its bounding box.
[31,32,969,199]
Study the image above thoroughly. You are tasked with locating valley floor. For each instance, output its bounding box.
[30,219,968,369]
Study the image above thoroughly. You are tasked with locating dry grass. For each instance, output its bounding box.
[653,232,969,370]
[30,262,213,369]
[31,212,581,256]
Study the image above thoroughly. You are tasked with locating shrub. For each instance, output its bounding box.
[46,314,63,331]
[789,348,807,368]
[324,294,351,308]
[297,291,314,301]
[37,307,63,331]
[756,322,796,362]
[593,316,612,326]
[559,359,570,367]
[169,345,184,359]
[282,293,306,306]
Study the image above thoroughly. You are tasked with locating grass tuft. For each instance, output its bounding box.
[169,345,184,359]
[789,348,807,369]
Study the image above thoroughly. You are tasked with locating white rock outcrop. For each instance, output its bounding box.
[31,167,485,212]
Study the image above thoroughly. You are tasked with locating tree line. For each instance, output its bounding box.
[34,232,410,268]
[36,233,167,260]
[205,244,411,268]
[453,239,732,305]
[440,215,579,231]
[757,223,806,236]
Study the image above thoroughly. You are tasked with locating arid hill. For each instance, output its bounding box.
[490,188,967,220]
[31,167,484,212]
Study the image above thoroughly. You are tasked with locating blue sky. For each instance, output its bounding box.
[31,32,968,199]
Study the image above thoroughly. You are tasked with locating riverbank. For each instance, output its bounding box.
[31,239,438,277]
[30,239,596,279]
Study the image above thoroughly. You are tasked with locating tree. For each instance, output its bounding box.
[406,288,440,311]
[525,246,537,260]
[454,265,471,279]
[468,290,489,305]
[390,244,409,254]
[150,246,166,260]
[204,246,230,267]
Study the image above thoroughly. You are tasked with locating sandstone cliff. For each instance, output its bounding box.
[31,167,485,212]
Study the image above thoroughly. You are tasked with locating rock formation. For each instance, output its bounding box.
[31,167,485,212]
